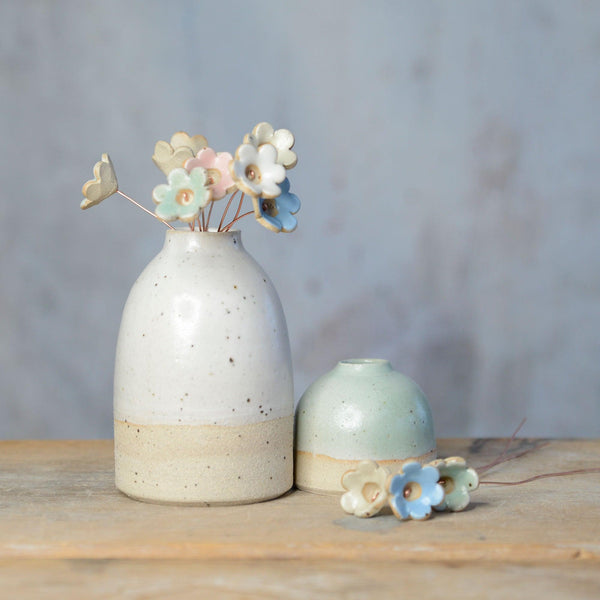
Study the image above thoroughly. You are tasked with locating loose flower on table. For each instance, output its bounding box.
[429,456,479,512]
[387,461,445,521]
[340,460,390,518]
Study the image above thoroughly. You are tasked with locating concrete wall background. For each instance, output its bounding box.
[1,0,599,439]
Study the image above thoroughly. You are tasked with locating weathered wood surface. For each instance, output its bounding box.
[0,439,598,598]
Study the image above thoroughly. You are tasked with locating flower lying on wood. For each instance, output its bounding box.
[387,461,444,521]
[429,456,479,512]
[340,460,390,518]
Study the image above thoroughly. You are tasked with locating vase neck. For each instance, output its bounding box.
[334,359,393,377]
[162,229,244,254]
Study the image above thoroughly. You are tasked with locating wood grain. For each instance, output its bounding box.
[0,439,598,597]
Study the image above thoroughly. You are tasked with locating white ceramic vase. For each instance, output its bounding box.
[113,229,294,505]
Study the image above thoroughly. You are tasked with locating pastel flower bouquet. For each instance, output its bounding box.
[81,122,300,234]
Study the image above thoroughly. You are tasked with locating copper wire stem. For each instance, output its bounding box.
[206,199,215,230]
[117,190,174,229]
[218,191,238,232]
[480,467,600,486]
[224,210,253,231]
[477,418,528,474]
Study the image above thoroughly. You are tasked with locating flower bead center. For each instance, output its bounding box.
[206,168,221,187]
[245,165,261,182]
[439,476,455,494]
[176,188,195,206]
[261,198,279,217]
[403,482,422,501]
[361,482,382,504]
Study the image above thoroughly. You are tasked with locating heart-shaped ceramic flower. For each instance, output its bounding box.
[81,153,118,209]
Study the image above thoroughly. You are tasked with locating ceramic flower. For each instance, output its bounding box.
[340,460,390,518]
[170,131,208,155]
[185,148,235,200]
[231,143,286,199]
[387,462,444,521]
[429,457,479,512]
[253,178,300,233]
[244,122,297,169]
[152,132,208,176]
[81,154,118,209]
[152,167,212,223]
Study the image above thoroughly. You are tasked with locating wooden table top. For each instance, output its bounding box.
[0,438,598,598]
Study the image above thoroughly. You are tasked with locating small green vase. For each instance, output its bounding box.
[294,359,436,494]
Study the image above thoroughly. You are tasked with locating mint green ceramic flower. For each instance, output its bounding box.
[430,457,479,512]
[152,167,212,223]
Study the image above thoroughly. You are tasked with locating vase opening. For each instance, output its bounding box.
[336,358,393,375]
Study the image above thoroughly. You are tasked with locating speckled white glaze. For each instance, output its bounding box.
[294,359,436,494]
[114,229,294,504]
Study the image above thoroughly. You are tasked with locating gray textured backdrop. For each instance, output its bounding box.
[1,0,599,439]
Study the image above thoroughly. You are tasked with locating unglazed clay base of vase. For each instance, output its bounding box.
[115,416,293,505]
[114,230,294,505]
[294,449,438,496]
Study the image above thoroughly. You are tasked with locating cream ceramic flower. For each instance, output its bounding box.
[430,457,479,512]
[170,131,208,155]
[185,148,235,200]
[81,154,118,209]
[340,460,390,518]
[152,131,208,176]
[244,122,297,169]
[231,143,286,199]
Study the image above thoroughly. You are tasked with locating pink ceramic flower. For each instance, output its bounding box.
[185,148,235,201]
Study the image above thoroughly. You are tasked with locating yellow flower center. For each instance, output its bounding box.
[403,482,422,501]
[176,188,194,206]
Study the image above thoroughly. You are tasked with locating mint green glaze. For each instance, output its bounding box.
[295,359,436,460]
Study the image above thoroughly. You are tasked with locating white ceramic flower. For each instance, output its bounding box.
[244,122,297,169]
[231,143,286,199]
[340,460,390,518]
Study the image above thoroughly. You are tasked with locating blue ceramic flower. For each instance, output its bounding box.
[152,167,212,223]
[430,457,479,512]
[252,178,300,233]
[387,461,444,521]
